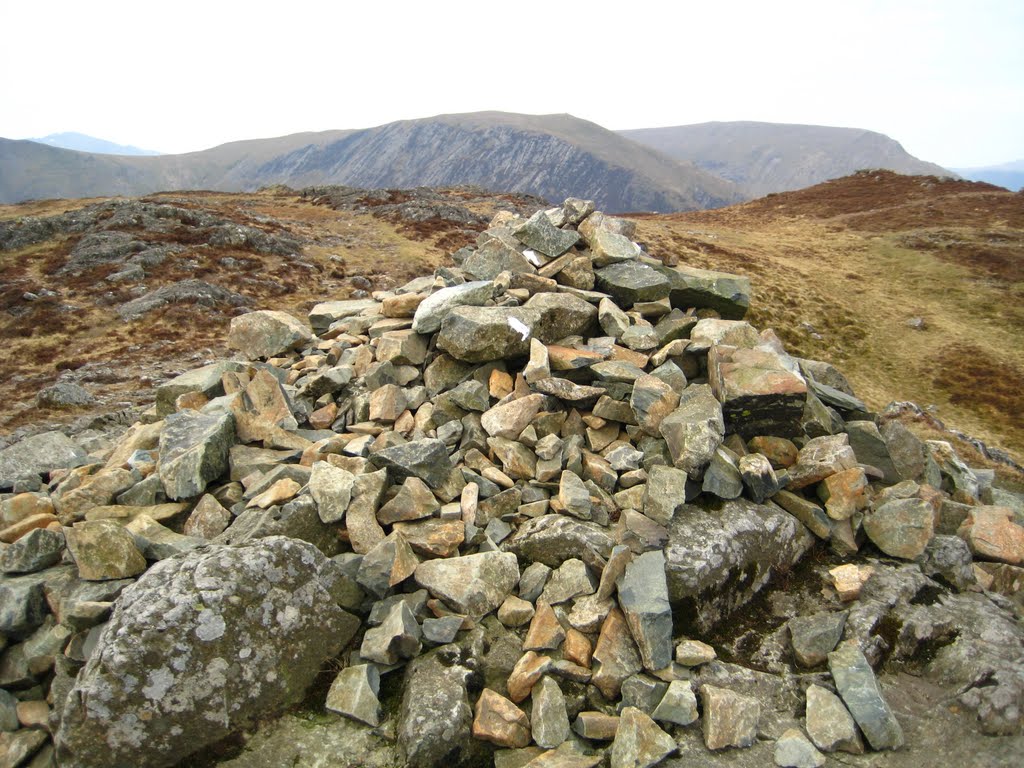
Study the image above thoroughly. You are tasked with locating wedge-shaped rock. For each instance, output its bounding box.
[472,688,531,748]
[595,262,671,308]
[592,608,643,700]
[630,374,679,436]
[688,319,760,351]
[805,683,864,754]
[412,280,494,334]
[482,394,546,440]
[828,643,903,751]
[709,345,807,439]
[377,476,439,525]
[326,664,381,726]
[372,439,453,490]
[414,551,519,618]
[651,680,698,726]
[588,228,638,267]
[532,676,571,749]
[308,298,378,334]
[654,263,751,320]
[228,309,313,360]
[309,461,356,524]
[659,384,724,479]
[464,238,536,280]
[774,728,825,768]
[515,210,580,258]
[616,550,673,671]
[957,506,1024,565]
[357,531,419,598]
[787,434,857,490]
[158,411,235,501]
[503,514,614,570]
[0,431,87,492]
[156,360,246,417]
[54,537,359,768]
[361,601,422,665]
[610,706,676,768]
[665,497,813,632]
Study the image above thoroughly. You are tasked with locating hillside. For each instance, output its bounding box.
[620,121,953,198]
[0,113,740,213]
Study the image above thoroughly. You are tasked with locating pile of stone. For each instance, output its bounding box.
[1,198,1023,768]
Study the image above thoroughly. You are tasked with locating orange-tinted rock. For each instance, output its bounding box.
[472,689,531,748]
[958,506,1024,565]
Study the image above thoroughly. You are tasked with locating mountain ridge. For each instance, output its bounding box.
[31,131,161,156]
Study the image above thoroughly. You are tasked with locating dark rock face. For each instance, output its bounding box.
[54,537,359,768]
[664,498,814,632]
[398,648,476,768]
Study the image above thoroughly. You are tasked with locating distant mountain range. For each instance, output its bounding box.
[951,160,1024,192]
[618,121,952,198]
[31,132,161,156]
[1,114,952,209]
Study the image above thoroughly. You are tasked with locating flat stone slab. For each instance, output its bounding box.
[709,345,807,439]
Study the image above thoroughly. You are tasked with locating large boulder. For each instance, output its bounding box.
[54,536,359,768]
[708,345,807,439]
[0,431,87,491]
[653,262,751,320]
[157,411,235,500]
[664,498,814,632]
[228,310,313,360]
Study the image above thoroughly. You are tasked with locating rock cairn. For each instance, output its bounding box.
[1,198,1022,767]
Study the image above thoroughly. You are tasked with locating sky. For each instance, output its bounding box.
[2,0,1022,168]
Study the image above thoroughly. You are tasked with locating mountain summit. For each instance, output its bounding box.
[30,132,161,156]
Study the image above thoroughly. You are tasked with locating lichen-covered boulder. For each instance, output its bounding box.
[54,536,360,768]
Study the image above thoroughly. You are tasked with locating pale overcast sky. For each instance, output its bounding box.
[2,0,1021,168]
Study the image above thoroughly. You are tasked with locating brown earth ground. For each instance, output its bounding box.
[1,173,1021,485]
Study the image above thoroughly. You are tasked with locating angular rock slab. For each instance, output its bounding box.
[0,431,87,491]
[665,497,813,632]
[372,438,453,490]
[700,684,761,750]
[414,551,519,618]
[399,648,475,768]
[659,384,724,479]
[616,550,673,672]
[655,263,751,320]
[54,536,359,768]
[503,514,614,570]
[412,280,494,334]
[709,345,807,439]
[228,309,313,360]
[326,664,381,726]
[827,643,903,751]
[158,410,235,501]
[863,498,934,560]
[594,262,671,308]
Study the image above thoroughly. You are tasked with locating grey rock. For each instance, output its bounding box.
[515,210,580,258]
[503,515,614,570]
[700,684,761,750]
[788,612,846,667]
[326,664,381,726]
[708,345,808,440]
[308,298,379,334]
[619,674,669,715]
[464,238,535,280]
[928,440,980,498]
[308,461,356,524]
[863,497,934,560]
[599,297,630,338]
[656,263,751,320]
[772,490,831,540]
[413,280,494,334]
[774,728,825,768]
[642,465,690,527]
[558,471,592,520]
[356,532,418,598]
[518,562,552,603]
[532,676,571,749]
[216,494,342,557]
[65,520,148,580]
[414,551,519,618]
[651,679,699,725]
[158,410,235,500]
[588,228,639,267]
[360,601,422,665]
[0,729,48,767]
[0,570,51,638]
[228,309,313,360]
[398,648,475,768]
[659,384,724,479]
[37,380,95,408]
[125,515,203,560]
[630,374,679,437]
[702,446,744,500]
[845,420,900,484]
[610,706,676,768]
[372,438,453,490]
[155,361,246,417]
[594,262,671,307]
[665,498,814,632]
[0,528,65,574]
[880,419,929,482]
[54,537,359,768]
[917,535,976,591]
[617,550,673,671]
[0,431,87,491]
[804,683,864,753]
[437,306,544,363]
[739,453,780,503]
[540,558,596,605]
[422,616,464,645]
[828,642,904,750]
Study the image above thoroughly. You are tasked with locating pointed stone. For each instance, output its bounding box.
[599,297,630,338]
[610,707,676,768]
[592,608,643,700]
[774,728,825,768]
[524,601,566,651]
[659,384,724,479]
[515,210,580,258]
[357,531,419,597]
[630,374,680,437]
[378,476,440,525]
[183,494,232,539]
[482,394,546,440]
[326,664,381,726]
[540,558,596,605]
[507,651,553,703]
[642,466,689,526]
[805,684,864,754]
[473,688,531,748]
[532,676,571,749]
[414,551,520,618]
[651,680,698,726]
[360,601,422,665]
[702,446,744,499]
[789,612,846,667]
[498,595,535,628]
[828,642,903,750]
[373,438,453,490]
[346,469,388,554]
[616,550,672,671]
[818,467,869,520]
[739,453,780,503]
